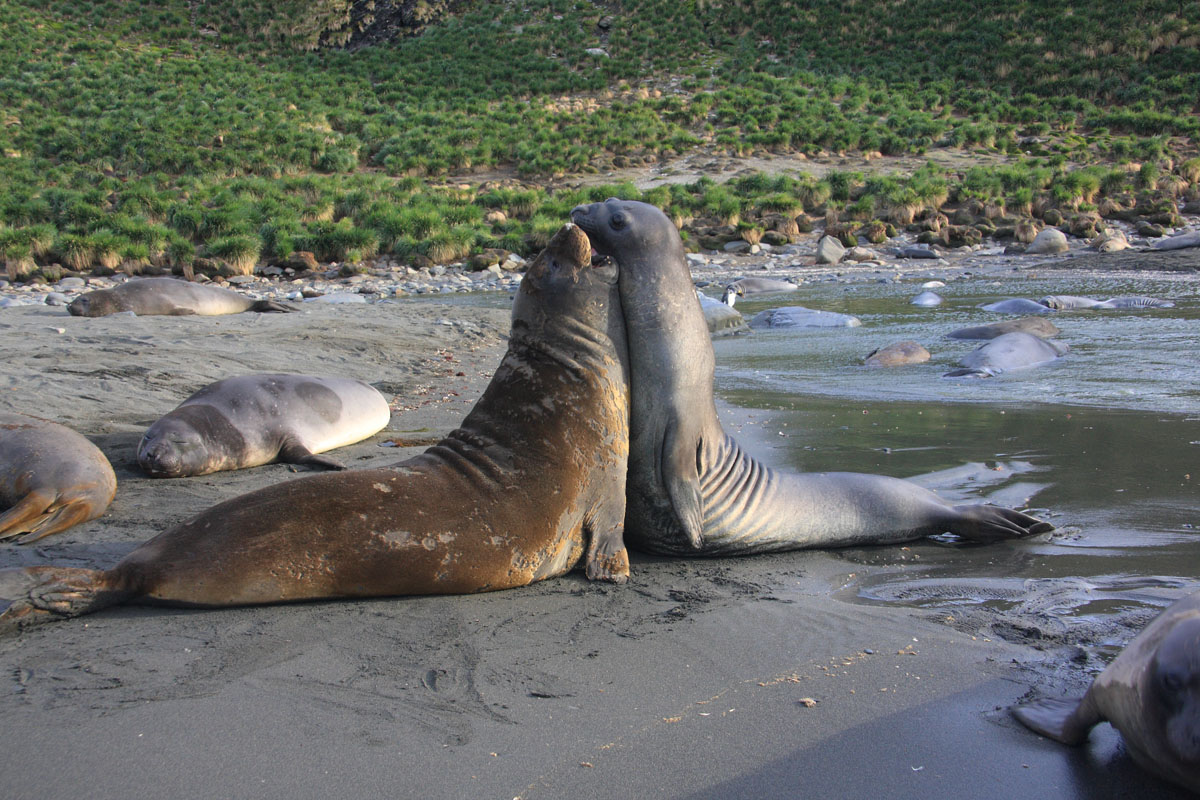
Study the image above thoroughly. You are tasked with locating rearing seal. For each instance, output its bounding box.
[570,199,1052,555]
[0,224,630,630]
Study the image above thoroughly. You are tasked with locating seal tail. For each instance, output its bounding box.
[249,300,296,313]
[0,566,131,634]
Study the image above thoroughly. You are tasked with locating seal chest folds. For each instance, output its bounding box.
[1,224,630,631]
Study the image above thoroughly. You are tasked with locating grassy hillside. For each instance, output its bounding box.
[1,0,1197,278]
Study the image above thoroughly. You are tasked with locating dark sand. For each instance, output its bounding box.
[0,276,1195,799]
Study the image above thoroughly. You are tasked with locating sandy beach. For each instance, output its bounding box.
[0,262,1196,799]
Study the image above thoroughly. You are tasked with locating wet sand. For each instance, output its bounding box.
[0,269,1196,798]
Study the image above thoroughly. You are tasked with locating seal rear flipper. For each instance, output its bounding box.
[277,439,347,470]
[0,488,55,541]
[8,501,97,544]
[250,300,296,313]
[947,504,1054,541]
[0,566,129,633]
[662,422,704,549]
[1011,696,1100,745]
[584,522,630,584]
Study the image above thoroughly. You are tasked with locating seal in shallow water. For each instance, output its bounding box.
[1012,590,1200,793]
[137,374,392,477]
[0,224,630,630]
[943,332,1068,378]
[0,413,117,544]
[570,199,1052,556]
[67,277,294,317]
[946,317,1060,340]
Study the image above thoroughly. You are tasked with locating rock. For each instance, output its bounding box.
[468,249,507,271]
[484,210,507,226]
[286,251,320,271]
[843,246,876,262]
[1025,228,1069,255]
[586,48,609,57]
[43,292,69,306]
[1136,221,1166,238]
[723,240,752,254]
[55,277,86,290]
[815,235,846,265]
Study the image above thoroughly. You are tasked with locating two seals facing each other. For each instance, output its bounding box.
[0,413,116,544]
[68,277,293,317]
[0,224,631,631]
[1013,590,1200,793]
[138,374,391,477]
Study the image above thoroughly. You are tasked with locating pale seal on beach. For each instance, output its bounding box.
[749,306,861,328]
[67,277,293,317]
[0,224,631,630]
[1039,295,1175,310]
[1012,590,1200,793]
[943,332,1068,378]
[946,317,1060,340]
[697,292,749,336]
[864,341,930,367]
[137,374,392,477]
[911,290,943,307]
[571,199,1052,556]
[981,298,1056,314]
[0,413,116,544]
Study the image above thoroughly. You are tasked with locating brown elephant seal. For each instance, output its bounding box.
[0,224,630,631]
[864,340,930,367]
[137,374,392,477]
[947,317,1061,340]
[570,199,1052,556]
[1012,590,1200,793]
[944,332,1068,378]
[67,277,293,317]
[0,413,116,544]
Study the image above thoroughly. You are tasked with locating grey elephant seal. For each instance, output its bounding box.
[571,199,1052,556]
[1012,590,1200,793]
[0,224,630,631]
[944,332,1068,378]
[137,375,392,477]
[911,290,943,307]
[0,413,117,544]
[1152,230,1200,251]
[1039,294,1174,310]
[697,292,749,336]
[720,277,799,305]
[864,341,930,367]
[68,277,294,317]
[947,317,1061,340]
[750,306,861,328]
[981,298,1056,314]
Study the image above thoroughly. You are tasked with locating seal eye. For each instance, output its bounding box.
[610,211,627,230]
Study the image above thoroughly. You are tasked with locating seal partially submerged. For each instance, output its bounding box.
[944,332,1068,378]
[1039,294,1174,310]
[697,292,749,336]
[68,277,294,317]
[1013,590,1200,793]
[0,224,630,630]
[864,341,930,367]
[571,199,1052,556]
[0,413,117,544]
[720,278,799,305]
[981,298,1056,314]
[749,306,862,328]
[946,317,1060,340]
[137,374,392,477]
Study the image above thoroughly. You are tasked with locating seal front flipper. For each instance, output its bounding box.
[662,420,704,549]
[277,438,347,470]
[1011,695,1100,745]
[585,522,630,584]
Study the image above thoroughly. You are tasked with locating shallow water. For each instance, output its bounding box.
[709,270,1200,650]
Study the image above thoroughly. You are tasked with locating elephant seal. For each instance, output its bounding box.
[750,306,861,328]
[1012,590,1200,793]
[696,292,749,336]
[1152,230,1200,251]
[0,413,117,544]
[721,277,799,305]
[67,277,294,317]
[981,298,1056,314]
[570,199,1052,556]
[947,317,1060,340]
[0,224,630,631]
[1039,294,1175,310]
[944,332,1068,378]
[911,290,943,307]
[864,341,930,367]
[137,374,392,477]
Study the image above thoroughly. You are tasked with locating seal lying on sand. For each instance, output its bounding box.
[947,317,1060,340]
[0,224,630,631]
[1039,294,1175,310]
[944,332,1068,378]
[0,413,117,544]
[571,199,1052,556]
[68,277,293,317]
[138,374,392,477]
[1012,590,1200,793]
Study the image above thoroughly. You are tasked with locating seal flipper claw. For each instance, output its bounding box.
[1011,696,1098,745]
[277,440,347,471]
[947,504,1054,542]
[662,422,704,549]
[0,566,127,634]
[585,523,630,584]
